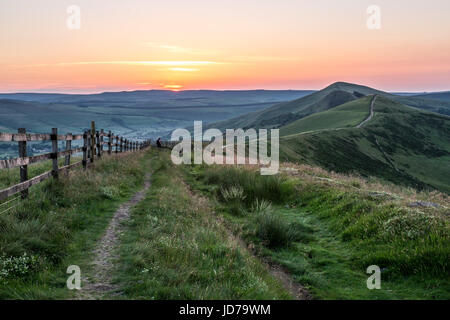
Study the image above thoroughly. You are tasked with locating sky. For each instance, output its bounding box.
[1,0,450,93]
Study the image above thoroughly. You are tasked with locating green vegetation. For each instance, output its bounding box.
[185,164,450,299]
[207,82,450,133]
[280,95,450,193]
[0,157,80,190]
[280,96,372,136]
[113,151,291,299]
[0,151,149,299]
[1,146,448,300]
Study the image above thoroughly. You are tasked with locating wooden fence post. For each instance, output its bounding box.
[100,129,104,157]
[108,131,112,155]
[51,128,59,179]
[83,130,88,169]
[18,128,28,198]
[115,135,119,154]
[120,137,123,153]
[65,132,72,166]
[87,130,91,161]
[90,121,96,163]
[96,130,101,158]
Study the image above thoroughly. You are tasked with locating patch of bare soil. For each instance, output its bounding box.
[76,173,151,300]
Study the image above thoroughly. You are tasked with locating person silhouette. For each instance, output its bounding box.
[156,137,162,148]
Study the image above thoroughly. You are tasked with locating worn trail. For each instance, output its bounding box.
[76,172,152,299]
[357,95,377,128]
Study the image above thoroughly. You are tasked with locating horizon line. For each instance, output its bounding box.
[1,84,448,95]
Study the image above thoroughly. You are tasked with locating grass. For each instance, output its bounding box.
[113,150,291,299]
[1,145,448,300]
[280,96,372,137]
[0,157,81,190]
[280,95,450,193]
[185,163,450,299]
[0,150,150,299]
[202,166,296,207]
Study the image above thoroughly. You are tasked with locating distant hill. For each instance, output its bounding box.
[411,91,450,102]
[0,89,314,107]
[279,95,450,193]
[0,90,313,158]
[0,90,313,134]
[206,82,450,132]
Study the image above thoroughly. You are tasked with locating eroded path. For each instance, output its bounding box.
[76,172,152,299]
[357,94,377,128]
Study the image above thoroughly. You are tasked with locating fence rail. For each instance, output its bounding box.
[0,121,151,201]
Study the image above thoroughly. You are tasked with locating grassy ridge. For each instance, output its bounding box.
[185,164,450,299]
[113,151,291,299]
[280,96,450,193]
[0,151,149,299]
[280,96,371,137]
[206,82,450,133]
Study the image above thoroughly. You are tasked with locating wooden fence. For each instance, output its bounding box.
[0,121,151,201]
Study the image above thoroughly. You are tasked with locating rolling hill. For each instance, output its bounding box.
[280,95,373,136]
[411,91,450,102]
[279,95,450,193]
[0,89,313,108]
[206,82,450,132]
[0,90,313,158]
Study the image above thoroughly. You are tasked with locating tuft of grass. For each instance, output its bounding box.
[202,166,296,207]
[251,199,272,214]
[253,211,301,248]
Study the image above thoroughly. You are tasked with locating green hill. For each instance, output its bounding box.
[280,95,373,136]
[279,95,450,193]
[207,82,450,132]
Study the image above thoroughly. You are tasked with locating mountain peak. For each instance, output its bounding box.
[327,81,360,89]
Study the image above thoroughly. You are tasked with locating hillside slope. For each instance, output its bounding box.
[279,95,450,193]
[207,82,450,132]
[280,95,373,136]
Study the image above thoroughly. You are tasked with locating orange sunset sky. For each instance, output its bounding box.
[1,0,450,93]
